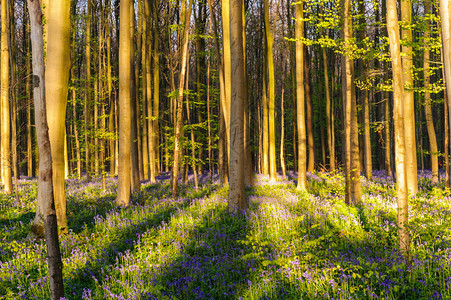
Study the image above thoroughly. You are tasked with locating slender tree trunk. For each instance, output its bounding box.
[323,43,334,171]
[262,58,269,175]
[424,0,439,183]
[446,95,450,187]
[229,0,247,213]
[45,0,71,232]
[116,0,132,206]
[85,0,92,182]
[401,0,418,194]
[130,3,140,191]
[305,48,314,173]
[153,0,161,177]
[387,0,410,258]
[440,0,451,188]
[1,0,12,193]
[264,0,277,181]
[295,2,307,189]
[343,0,361,205]
[28,1,65,298]
[172,1,191,197]
[280,63,287,179]
[364,89,372,179]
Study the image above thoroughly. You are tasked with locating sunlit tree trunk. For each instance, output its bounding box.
[440,0,451,188]
[423,0,438,183]
[116,0,132,206]
[172,0,191,197]
[401,0,417,194]
[207,0,228,183]
[305,48,314,173]
[387,0,410,258]
[9,1,19,191]
[343,0,361,205]
[222,0,231,165]
[295,2,306,189]
[153,0,160,177]
[229,0,247,213]
[264,0,277,181]
[28,2,65,297]
[323,43,334,172]
[85,0,92,182]
[1,0,12,193]
[45,0,71,232]
[130,2,140,191]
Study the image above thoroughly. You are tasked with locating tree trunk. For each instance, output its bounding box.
[28,1,65,298]
[172,1,191,197]
[295,2,307,189]
[1,0,12,193]
[401,0,418,194]
[116,0,132,206]
[264,0,277,181]
[440,0,451,188]
[423,0,439,183]
[305,48,314,173]
[229,0,247,213]
[387,0,410,258]
[343,0,361,205]
[45,0,71,232]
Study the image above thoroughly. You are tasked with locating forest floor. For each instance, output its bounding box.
[0,170,450,299]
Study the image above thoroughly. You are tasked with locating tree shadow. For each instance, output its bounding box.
[144,206,254,299]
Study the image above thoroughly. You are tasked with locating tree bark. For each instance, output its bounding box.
[423,0,439,183]
[229,0,247,213]
[387,0,410,258]
[28,1,65,297]
[401,0,418,194]
[295,2,307,189]
[116,0,132,206]
[1,0,12,193]
[45,0,71,232]
[172,0,191,197]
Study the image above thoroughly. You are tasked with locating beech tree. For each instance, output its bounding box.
[116,0,132,206]
[28,0,64,297]
[229,0,247,213]
[387,0,410,257]
[45,0,71,232]
[1,0,12,194]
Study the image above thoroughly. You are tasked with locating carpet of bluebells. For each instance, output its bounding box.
[0,170,451,299]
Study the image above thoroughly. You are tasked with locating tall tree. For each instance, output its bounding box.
[401,0,418,194]
[423,0,438,183]
[387,0,410,258]
[229,0,247,213]
[172,0,192,197]
[1,0,12,194]
[295,1,307,189]
[45,0,71,232]
[343,0,361,205]
[28,0,64,297]
[116,0,132,206]
[264,0,277,181]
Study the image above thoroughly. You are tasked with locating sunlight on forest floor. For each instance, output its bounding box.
[0,170,450,299]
